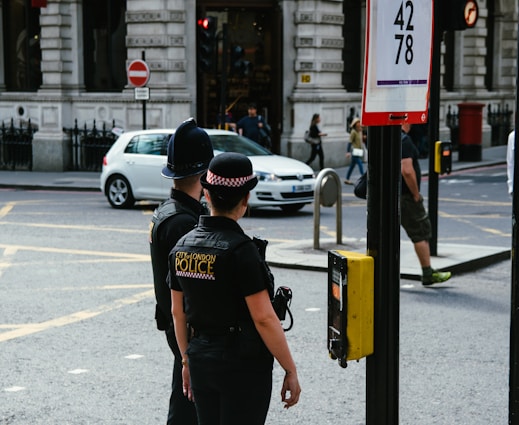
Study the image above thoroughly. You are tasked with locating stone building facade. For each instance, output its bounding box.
[0,0,516,171]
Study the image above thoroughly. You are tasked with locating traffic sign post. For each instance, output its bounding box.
[127,59,150,88]
[360,1,434,424]
[127,57,150,129]
[362,0,434,126]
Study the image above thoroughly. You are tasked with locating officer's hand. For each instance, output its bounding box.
[281,371,301,409]
[182,364,194,402]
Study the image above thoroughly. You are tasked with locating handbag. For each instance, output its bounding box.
[258,127,272,149]
[258,116,272,149]
[352,148,364,157]
[353,172,367,199]
[304,130,319,145]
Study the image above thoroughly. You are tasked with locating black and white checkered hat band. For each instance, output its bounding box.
[206,170,255,187]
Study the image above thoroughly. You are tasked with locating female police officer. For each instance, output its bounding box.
[169,152,301,424]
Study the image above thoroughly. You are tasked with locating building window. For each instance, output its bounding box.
[83,0,127,92]
[2,0,42,92]
[342,0,362,92]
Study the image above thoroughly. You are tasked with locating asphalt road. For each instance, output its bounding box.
[0,166,513,424]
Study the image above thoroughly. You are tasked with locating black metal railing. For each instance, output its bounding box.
[0,119,35,171]
[64,119,119,171]
[487,103,513,146]
[445,105,459,150]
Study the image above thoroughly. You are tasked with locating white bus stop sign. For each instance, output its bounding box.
[361,0,434,126]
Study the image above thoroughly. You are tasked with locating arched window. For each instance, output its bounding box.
[83,0,127,92]
[2,0,42,91]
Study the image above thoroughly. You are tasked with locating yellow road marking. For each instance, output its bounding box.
[0,289,154,343]
[0,245,17,279]
[438,211,511,238]
[0,243,148,260]
[0,221,148,234]
[0,202,15,219]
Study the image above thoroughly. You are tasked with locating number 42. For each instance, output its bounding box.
[394,0,414,65]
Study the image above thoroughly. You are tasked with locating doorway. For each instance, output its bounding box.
[196,2,282,151]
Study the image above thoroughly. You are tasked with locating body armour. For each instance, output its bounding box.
[150,198,199,330]
[170,221,275,331]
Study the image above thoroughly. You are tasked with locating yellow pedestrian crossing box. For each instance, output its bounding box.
[327,250,374,368]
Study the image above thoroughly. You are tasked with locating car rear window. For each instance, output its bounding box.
[125,134,172,155]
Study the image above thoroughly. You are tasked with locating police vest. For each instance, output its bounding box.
[149,199,200,330]
[172,227,274,329]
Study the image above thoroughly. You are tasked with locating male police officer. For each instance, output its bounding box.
[149,118,213,424]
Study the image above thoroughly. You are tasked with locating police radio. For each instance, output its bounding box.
[253,236,294,332]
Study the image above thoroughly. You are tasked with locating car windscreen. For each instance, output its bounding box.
[209,134,272,156]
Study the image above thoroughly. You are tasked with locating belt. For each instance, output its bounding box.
[192,326,239,338]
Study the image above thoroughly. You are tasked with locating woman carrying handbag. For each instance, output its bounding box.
[344,117,365,185]
[305,113,327,169]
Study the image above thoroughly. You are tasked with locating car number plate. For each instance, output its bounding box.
[292,184,312,193]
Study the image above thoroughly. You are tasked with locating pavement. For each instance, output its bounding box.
[0,145,511,280]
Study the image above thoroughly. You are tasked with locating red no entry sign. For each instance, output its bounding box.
[127,59,150,88]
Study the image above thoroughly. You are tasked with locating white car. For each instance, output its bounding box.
[100,128,316,211]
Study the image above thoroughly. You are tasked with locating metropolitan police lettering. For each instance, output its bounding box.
[175,251,216,280]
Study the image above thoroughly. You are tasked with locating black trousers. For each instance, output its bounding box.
[165,327,198,425]
[306,143,324,169]
[187,334,273,425]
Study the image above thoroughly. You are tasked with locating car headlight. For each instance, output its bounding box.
[255,171,282,182]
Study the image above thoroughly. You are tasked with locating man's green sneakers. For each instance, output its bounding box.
[422,270,452,286]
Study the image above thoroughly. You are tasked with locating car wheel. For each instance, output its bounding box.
[106,175,135,209]
[280,203,305,213]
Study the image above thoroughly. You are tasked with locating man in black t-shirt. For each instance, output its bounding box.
[236,103,271,148]
[401,122,451,286]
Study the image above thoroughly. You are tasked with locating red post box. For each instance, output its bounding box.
[458,102,484,161]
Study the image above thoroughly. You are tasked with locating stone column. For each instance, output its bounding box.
[125,0,193,129]
[286,1,350,168]
[32,0,79,171]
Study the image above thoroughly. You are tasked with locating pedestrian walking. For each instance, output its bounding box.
[305,113,326,169]
[149,118,214,424]
[507,129,515,195]
[344,117,365,185]
[170,152,301,424]
[401,122,451,286]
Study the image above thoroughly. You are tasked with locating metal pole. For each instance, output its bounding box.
[220,24,228,129]
[427,0,441,256]
[141,50,147,130]
[509,20,519,424]
[366,125,401,425]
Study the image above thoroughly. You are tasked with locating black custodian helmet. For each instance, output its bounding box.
[161,118,214,179]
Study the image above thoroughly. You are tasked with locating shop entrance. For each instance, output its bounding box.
[196,2,282,151]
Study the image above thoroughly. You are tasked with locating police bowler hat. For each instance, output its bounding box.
[161,118,214,179]
[200,152,258,196]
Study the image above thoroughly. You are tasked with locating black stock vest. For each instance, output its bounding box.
[149,197,200,330]
[170,215,274,331]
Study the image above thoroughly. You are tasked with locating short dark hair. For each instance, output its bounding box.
[248,103,257,109]
[206,188,245,212]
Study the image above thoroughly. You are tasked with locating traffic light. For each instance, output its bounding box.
[197,16,217,73]
[435,141,452,175]
[230,45,253,77]
[439,0,478,31]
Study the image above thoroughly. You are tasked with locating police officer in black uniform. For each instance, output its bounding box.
[169,152,301,425]
[149,118,213,425]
